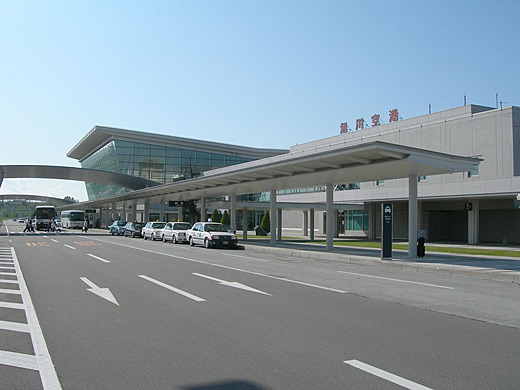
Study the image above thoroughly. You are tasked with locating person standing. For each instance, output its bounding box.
[82,219,89,233]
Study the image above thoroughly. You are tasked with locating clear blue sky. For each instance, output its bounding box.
[1,0,519,200]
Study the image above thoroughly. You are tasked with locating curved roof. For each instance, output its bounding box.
[0,165,160,190]
[0,194,75,204]
[67,126,288,162]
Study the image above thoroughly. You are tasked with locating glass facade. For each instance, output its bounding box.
[346,210,369,231]
[81,139,254,200]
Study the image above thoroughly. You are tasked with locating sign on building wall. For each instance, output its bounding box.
[340,108,401,134]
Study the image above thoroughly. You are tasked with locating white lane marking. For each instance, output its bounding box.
[337,271,454,290]
[87,254,110,263]
[344,360,433,390]
[0,301,25,310]
[0,261,14,265]
[0,279,19,284]
[0,266,15,270]
[0,319,30,333]
[193,273,272,296]
[50,239,59,243]
[0,288,21,295]
[91,238,348,294]
[223,253,269,262]
[11,248,63,389]
[80,277,119,306]
[43,236,48,238]
[0,271,16,276]
[0,350,39,371]
[5,222,10,236]
[64,244,76,250]
[138,275,206,302]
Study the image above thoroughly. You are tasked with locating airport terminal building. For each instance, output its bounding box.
[67,104,520,244]
[279,104,520,244]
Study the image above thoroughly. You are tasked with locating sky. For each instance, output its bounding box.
[1,0,519,201]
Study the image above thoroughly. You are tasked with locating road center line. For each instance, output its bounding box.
[138,275,206,302]
[51,239,59,243]
[64,245,76,250]
[89,238,348,294]
[87,254,110,263]
[337,271,454,290]
[344,360,433,390]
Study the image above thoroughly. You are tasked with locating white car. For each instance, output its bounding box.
[160,222,191,243]
[187,222,238,248]
[142,222,166,241]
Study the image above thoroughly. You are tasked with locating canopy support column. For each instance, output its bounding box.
[408,174,418,258]
[270,189,277,246]
[230,194,236,233]
[326,183,334,251]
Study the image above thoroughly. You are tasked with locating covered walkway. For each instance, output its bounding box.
[63,141,480,258]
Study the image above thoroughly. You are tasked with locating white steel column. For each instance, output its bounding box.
[144,201,150,223]
[468,199,480,245]
[159,200,164,222]
[310,208,315,241]
[201,197,206,222]
[111,203,116,222]
[408,174,418,258]
[243,208,248,240]
[326,183,334,251]
[270,189,277,246]
[277,208,282,241]
[132,201,137,222]
[230,194,237,232]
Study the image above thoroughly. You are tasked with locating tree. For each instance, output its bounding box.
[220,210,230,226]
[260,211,270,233]
[211,209,221,223]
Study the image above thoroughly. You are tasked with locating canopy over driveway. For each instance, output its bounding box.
[0,165,160,190]
[66,141,481,257]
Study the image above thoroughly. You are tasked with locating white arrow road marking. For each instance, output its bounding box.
[138,275,206,302]
[344,360,433,390]
[80,277,119,306]
[192,273,272,296]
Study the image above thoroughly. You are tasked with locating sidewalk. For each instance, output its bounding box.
[239,238,520,285]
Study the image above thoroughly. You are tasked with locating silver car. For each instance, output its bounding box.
[142,222,166,241]
[161,222,191,243]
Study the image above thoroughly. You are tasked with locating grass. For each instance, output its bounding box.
[236,234,520,258]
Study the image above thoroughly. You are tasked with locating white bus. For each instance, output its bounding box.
[60,210,85,229]
[35,205,57,231]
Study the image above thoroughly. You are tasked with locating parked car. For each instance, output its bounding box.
[187,222,238,248]
[142,222,166,240]
[123,222,143,238]
[161,222,191,243]
[109,220,127,236]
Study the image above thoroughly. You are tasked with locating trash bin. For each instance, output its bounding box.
[417,237,425,258]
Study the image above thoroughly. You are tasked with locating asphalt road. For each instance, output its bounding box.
[1,221,519,390]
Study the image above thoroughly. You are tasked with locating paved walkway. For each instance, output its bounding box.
[240,238,520,285]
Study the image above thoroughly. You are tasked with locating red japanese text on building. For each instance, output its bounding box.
[356,118,366,130]
[371,114,381,126]
[389,108,399,122]
[340,122,348,134]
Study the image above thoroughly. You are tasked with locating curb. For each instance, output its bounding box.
[242,244,520,285]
